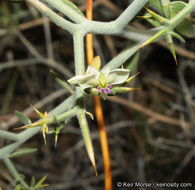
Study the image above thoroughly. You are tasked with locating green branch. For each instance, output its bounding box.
[0,130,20,141]
[3,157,29,188]
[26,0,77,33]
[82,0,149,35]
[0,95,76,159]
[43,0,86,24]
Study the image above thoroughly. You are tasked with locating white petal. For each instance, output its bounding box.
[102,67,111,77]
[107,69,130,85]
[68,74,99,89]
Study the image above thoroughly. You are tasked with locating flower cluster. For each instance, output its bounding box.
[68,56,138,99]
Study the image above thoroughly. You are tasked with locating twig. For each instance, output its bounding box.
[0,89,67,130]
[108,96,191,127]
[42,15,54,59]
[175,151,193,174]
[15,30,72,77]
[177,63,195,125]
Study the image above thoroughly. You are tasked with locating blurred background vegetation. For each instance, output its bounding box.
[0,0,195,189]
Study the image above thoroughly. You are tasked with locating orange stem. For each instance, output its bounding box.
[94,96,112,190]
[85,1,112,189]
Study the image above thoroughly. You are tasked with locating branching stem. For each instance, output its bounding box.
[3,157,29,188]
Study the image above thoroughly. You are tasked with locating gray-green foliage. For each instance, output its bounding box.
[0,0,195,188]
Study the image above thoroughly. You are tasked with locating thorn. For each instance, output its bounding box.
[86,147,98,175]
[14,122,42,130]
[55,134,58,147]
[29,104,44,118]
[14,125,31,130]
[42,124,48,145]
[173,52,178,65]
[144,7,167,24]
[137,28,167,51]
[137,15,152,19]
[94,164,98,176]
[43,132,47,145]
[126,72,140,83]
[127,87,141,92]
[166,32,178,65]
[86,111,94,120]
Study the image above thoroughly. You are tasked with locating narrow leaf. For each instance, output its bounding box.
[164,1,195,37]
[50,70,74,94]
[148,0,164,15]
[124,52,139,71]
[146,18,162,27]
[61,0,84,17]
[9,148,37,158]
[15,111,32,125]
[30,177,36,187]
[34,175,49,188]
[171,31,185,43]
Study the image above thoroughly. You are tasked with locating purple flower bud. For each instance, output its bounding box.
[98,85,112,95]
[105,88,111,94]
[100,89,105,93]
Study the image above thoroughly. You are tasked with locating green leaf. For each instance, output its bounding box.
[9,148,37,158]
[175,19,195,38]
[166,1,187,18]
[161,0,170,6]
[124,52,139,71]
[14,184,21,190]
[50,70,74,94]
[99,72,107,88]
[30,177,36,187]
[15,111,32,125]
[60,0,84,17]
[171,31,185,43]
[165,1,195,37]
[148,0,164,15]
[146,18,162,27]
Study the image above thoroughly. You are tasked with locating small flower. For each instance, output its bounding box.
[68,56,138,99]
